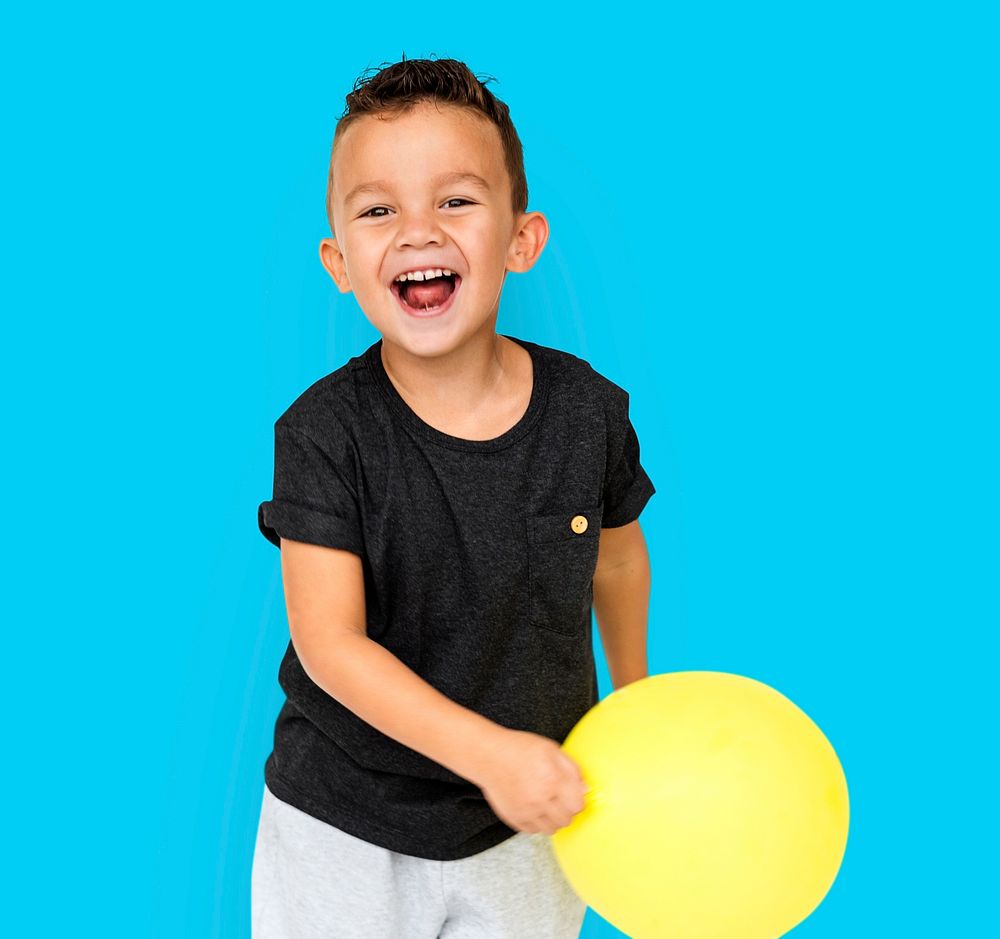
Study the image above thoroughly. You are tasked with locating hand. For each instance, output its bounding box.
[474,728,589,835]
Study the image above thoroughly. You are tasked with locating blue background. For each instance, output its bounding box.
[3,2,996,936]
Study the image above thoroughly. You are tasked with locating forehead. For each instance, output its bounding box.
[332,102,504,202]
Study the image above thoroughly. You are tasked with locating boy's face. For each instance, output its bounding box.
[320,100,547,353]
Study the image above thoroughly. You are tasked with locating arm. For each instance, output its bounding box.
[278,537,507,788]
[592,519,652,691]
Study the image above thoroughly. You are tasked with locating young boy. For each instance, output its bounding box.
[252,56,655,938]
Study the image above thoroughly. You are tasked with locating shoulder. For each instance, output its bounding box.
[273,346,371,435]
[528,343,637,468]
[270,347,376,464]
[527,339,627,412]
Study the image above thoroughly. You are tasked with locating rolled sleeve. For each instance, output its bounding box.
[258,420,365,555]
[601,389,656,528]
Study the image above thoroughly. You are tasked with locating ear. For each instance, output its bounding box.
[319,237,352,293]
[506,211,549,273]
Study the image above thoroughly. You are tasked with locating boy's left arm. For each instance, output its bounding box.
[592,520,652,691]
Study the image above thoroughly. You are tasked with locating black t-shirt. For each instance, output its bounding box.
[257,334,656,860]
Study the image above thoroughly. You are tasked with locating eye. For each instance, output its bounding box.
[358,199,474,219]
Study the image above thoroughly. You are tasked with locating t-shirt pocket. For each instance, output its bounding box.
[526,502,603,636]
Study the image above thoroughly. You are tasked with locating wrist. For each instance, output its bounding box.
[453,714,513,788]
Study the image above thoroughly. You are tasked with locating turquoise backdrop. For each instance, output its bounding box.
[3,1,996,935]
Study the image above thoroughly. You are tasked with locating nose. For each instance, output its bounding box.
[394,206,445,250]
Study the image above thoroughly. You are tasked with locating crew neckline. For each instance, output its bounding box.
[365,334,549,452]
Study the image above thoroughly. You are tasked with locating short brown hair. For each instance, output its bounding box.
[326,55,528,232]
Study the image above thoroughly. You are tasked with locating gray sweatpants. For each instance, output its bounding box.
[251,784,587,938]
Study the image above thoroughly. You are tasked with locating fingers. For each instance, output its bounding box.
[539,793,586,836]
[561,755,589,803]
[561,752,589,795]
[560,751,583,779]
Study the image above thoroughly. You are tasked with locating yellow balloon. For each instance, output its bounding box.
[552,671,850,939]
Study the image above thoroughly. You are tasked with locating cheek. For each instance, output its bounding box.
[343,243,383,288]
[462,227,513,271]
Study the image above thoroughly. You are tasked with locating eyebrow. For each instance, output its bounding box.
[344,171,491,207]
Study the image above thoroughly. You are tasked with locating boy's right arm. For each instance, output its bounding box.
[278,537,589,834]
[277,537,510,788]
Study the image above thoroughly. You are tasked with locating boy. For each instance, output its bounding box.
[253,56,655,938]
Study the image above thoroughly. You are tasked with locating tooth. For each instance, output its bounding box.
[433,268,443,277]
[443,268,453,276]
[413,271,425,281]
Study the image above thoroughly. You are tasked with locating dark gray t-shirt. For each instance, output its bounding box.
[258,334,655,860]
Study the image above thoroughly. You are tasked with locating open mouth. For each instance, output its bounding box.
[390,272,461,318]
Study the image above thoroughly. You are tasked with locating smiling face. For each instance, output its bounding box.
[320,100,548,355]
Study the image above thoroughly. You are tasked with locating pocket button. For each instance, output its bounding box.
[571,514,589,534]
